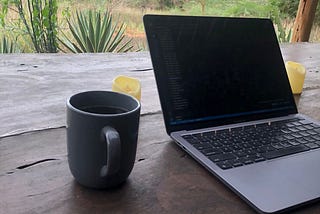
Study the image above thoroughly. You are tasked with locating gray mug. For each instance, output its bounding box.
[66,91,140,188]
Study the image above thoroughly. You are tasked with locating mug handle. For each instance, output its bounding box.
[100,127,121,177]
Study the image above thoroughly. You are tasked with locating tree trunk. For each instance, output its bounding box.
[291,0,319,42]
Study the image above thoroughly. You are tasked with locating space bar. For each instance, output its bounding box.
[264,145,309,159]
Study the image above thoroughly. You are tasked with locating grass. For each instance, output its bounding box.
[1,0,320,52]
[311,25,320,42]
[82,0,320,48]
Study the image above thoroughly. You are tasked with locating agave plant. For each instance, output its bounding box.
[0,36,20,53]
[59,10,134,53]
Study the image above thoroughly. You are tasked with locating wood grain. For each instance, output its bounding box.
[0,109,259,214]
[1,45,320,213]
[1,45,320,138]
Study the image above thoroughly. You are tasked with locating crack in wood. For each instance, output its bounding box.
[0,126,66,139]
[180,154,187,158]
[16,158,59,170]
[304,86,320,90]
[141,110,162,117]
[0,112,163,139]
[129,68,153,72]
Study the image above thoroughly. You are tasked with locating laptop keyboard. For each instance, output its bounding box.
[182,118,320,170]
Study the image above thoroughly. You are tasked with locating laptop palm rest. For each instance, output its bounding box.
[211,149,320,213]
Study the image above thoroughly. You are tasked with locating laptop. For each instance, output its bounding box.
[143,14,320,213]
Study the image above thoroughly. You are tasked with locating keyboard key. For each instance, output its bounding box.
[230,159,244,167]
[281,129,291,134]
[312,135,320,141]
[275,136,286,141]
[216,161,233,170]
[291,133,303,138]
[296,126,307,131]
[304,136,315,142]
[300,132,310,137]
[307,130,318,135]
[263,145,309,160]
[209,153,236,162]
[272,143,284,149]
[280,141,292,148]
[257,145,275,153]
[292,122,301,126]
[296,138,308,144]
[201,148,222,156]
[288,127,299,132]
[254,157,266,162]
[193,143,211,150]
[211,141,223,148]
[299,120,313,125]
[221,146,233,153]
[305,143,319,149]
[234,150,247,157]
[303,124,314,130]
[239,157,254,165]
[287,140,300,146]
[312,124,320,128]
[284,135,295,140]
[285,123,296,128]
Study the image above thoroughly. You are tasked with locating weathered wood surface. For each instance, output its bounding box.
[1,44,320,138]
[1,43,320,214]
[2,101,320,214]
[0,52,159,137]
[292,0,319,42]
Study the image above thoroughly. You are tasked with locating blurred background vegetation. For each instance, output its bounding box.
[0,0,319,53]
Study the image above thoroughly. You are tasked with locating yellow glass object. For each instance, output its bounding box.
[285,61,306,94]
[112,75,141,101]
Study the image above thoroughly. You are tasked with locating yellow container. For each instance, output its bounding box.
[285,61,306,94]
[112,75,141,101]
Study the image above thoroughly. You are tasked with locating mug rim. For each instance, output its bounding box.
[67,90,140,116]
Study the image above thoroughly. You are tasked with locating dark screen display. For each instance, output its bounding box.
[144,15,297,130]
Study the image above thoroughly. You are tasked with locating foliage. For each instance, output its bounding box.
[275,0,299,19]
[189,0,293,42]
[14,0,58,53]
[276,0,320,24]
[59,10,134,53]
[0,35,20,53]
[129,0,181,10]
[266,0,291,42]
[0,0,9,26]
[1,0,320,52]
[222,0,293,42]
[223,0,267,17]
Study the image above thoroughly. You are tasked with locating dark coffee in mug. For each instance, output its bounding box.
[80,105,128,114]
[66,91,140,189]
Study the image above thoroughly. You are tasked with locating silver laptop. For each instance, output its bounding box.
[143,14,320,213]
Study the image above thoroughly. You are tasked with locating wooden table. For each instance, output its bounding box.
[1,43,320,214]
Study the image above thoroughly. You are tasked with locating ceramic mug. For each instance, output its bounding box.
[66,91,140,188]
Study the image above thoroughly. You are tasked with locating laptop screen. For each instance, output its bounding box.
[144,15,297,133]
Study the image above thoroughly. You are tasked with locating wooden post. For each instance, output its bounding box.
[291,0,319,42]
